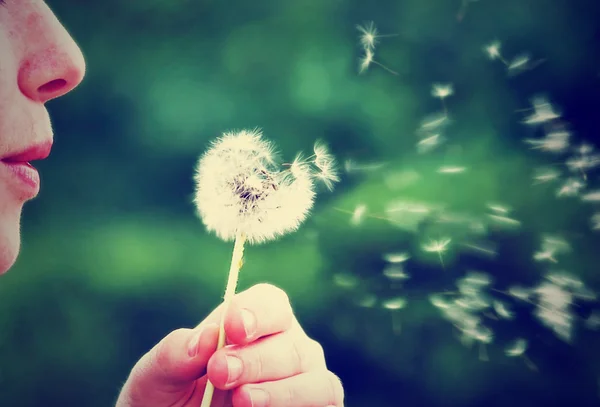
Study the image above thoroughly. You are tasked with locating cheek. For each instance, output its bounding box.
[0,189,23,274]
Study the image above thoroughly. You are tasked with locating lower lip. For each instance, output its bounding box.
[1,161,41,198]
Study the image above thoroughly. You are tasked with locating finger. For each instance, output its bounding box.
[201,283,296,345]
[207,325,326,390]
[116,323,219,407]
[232,370,345,407]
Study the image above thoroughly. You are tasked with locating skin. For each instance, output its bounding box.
[0,1,344,406]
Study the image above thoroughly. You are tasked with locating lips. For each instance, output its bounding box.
[1,140,53,164]
[1,141,53,199]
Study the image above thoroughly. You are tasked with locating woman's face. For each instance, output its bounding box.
[0,0,85,274]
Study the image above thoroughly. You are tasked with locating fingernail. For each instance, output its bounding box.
[247,387,269,407]
[226,356,243,385]
[241,308,256,339]
[187,328,203,358]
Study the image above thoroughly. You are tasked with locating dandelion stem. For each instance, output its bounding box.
[200,229,247,407]
[372,60,399,75]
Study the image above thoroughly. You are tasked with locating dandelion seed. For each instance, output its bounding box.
[333,272,360,289]
[383,264,411,281]
[358,47,398,75]
[438,166,467,174]
[344,158,386,174]
[488,214,521,229]
[505,338,528,357]
[423,238,452,269]
[417,133,444,153]
[356,21,398,50]
[430,294,453,309]
[432,83,454,115]
[356,293,378,308]
[382,296,407,335]
[420,112,450,131]
[556,177,586,197]
[523,96,561,125]
[524,127,570,154]
[194,129,337,407]
[592,212,600,230]
[383,252,411,263]
[493,300,515,320]
[484,40,508,65]
[585,311,600,330]
[432,83,454,99]
[350,203,368,226]
[533,167,561,185]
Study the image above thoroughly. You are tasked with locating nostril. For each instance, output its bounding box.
[37,79,67,95]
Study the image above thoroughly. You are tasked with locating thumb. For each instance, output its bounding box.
[117,323,220,407]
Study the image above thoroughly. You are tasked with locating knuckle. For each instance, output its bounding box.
[325,371,345,406]
[152,328,185,377]
[307,338,326,366]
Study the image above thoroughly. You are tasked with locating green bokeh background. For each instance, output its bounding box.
[1,0,600,406]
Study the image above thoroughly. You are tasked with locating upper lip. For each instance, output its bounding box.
[1,141,53,163]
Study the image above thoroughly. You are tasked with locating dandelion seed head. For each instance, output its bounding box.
[356,21,379,50]
[484,41,502,60]
[505,338,528,357]
[193,129,317,244]
[431,83,454,99]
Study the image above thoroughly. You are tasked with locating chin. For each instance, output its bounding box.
[0,205,23,275]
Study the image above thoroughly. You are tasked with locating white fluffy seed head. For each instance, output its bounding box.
[193,129,318,245]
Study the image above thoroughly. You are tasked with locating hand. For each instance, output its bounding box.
[115,283,344,407]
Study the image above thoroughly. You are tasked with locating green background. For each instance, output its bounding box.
[1,0,599,406]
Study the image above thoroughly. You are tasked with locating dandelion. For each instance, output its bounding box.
[358,47,398,75]
[194,128,338,407]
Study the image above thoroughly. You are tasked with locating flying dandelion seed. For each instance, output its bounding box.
[556,177,586,197]
[422,238,452,270]
[431,83,454,115]
[382,264,411,286]
[350,203,368,226]
[383,252,411,263]
[194,128,338,407]
[382,296,407,335]
[523,96,561,125]
[484,40,509,65]
[333,272,360,289]
[358,47,398,75]
[356,293,378,308]
[417,133,444,153]
[493,300,515,320]
[438,166,467,174]
[505,338,538,371]
[592,213,600,231]
[533,167,561,185]
[356,21,397,50]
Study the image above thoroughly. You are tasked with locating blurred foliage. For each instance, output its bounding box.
[1,0,600,406]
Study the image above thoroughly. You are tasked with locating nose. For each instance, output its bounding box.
[17,5,86,104]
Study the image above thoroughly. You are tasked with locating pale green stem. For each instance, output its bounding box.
[200,229,246,407]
